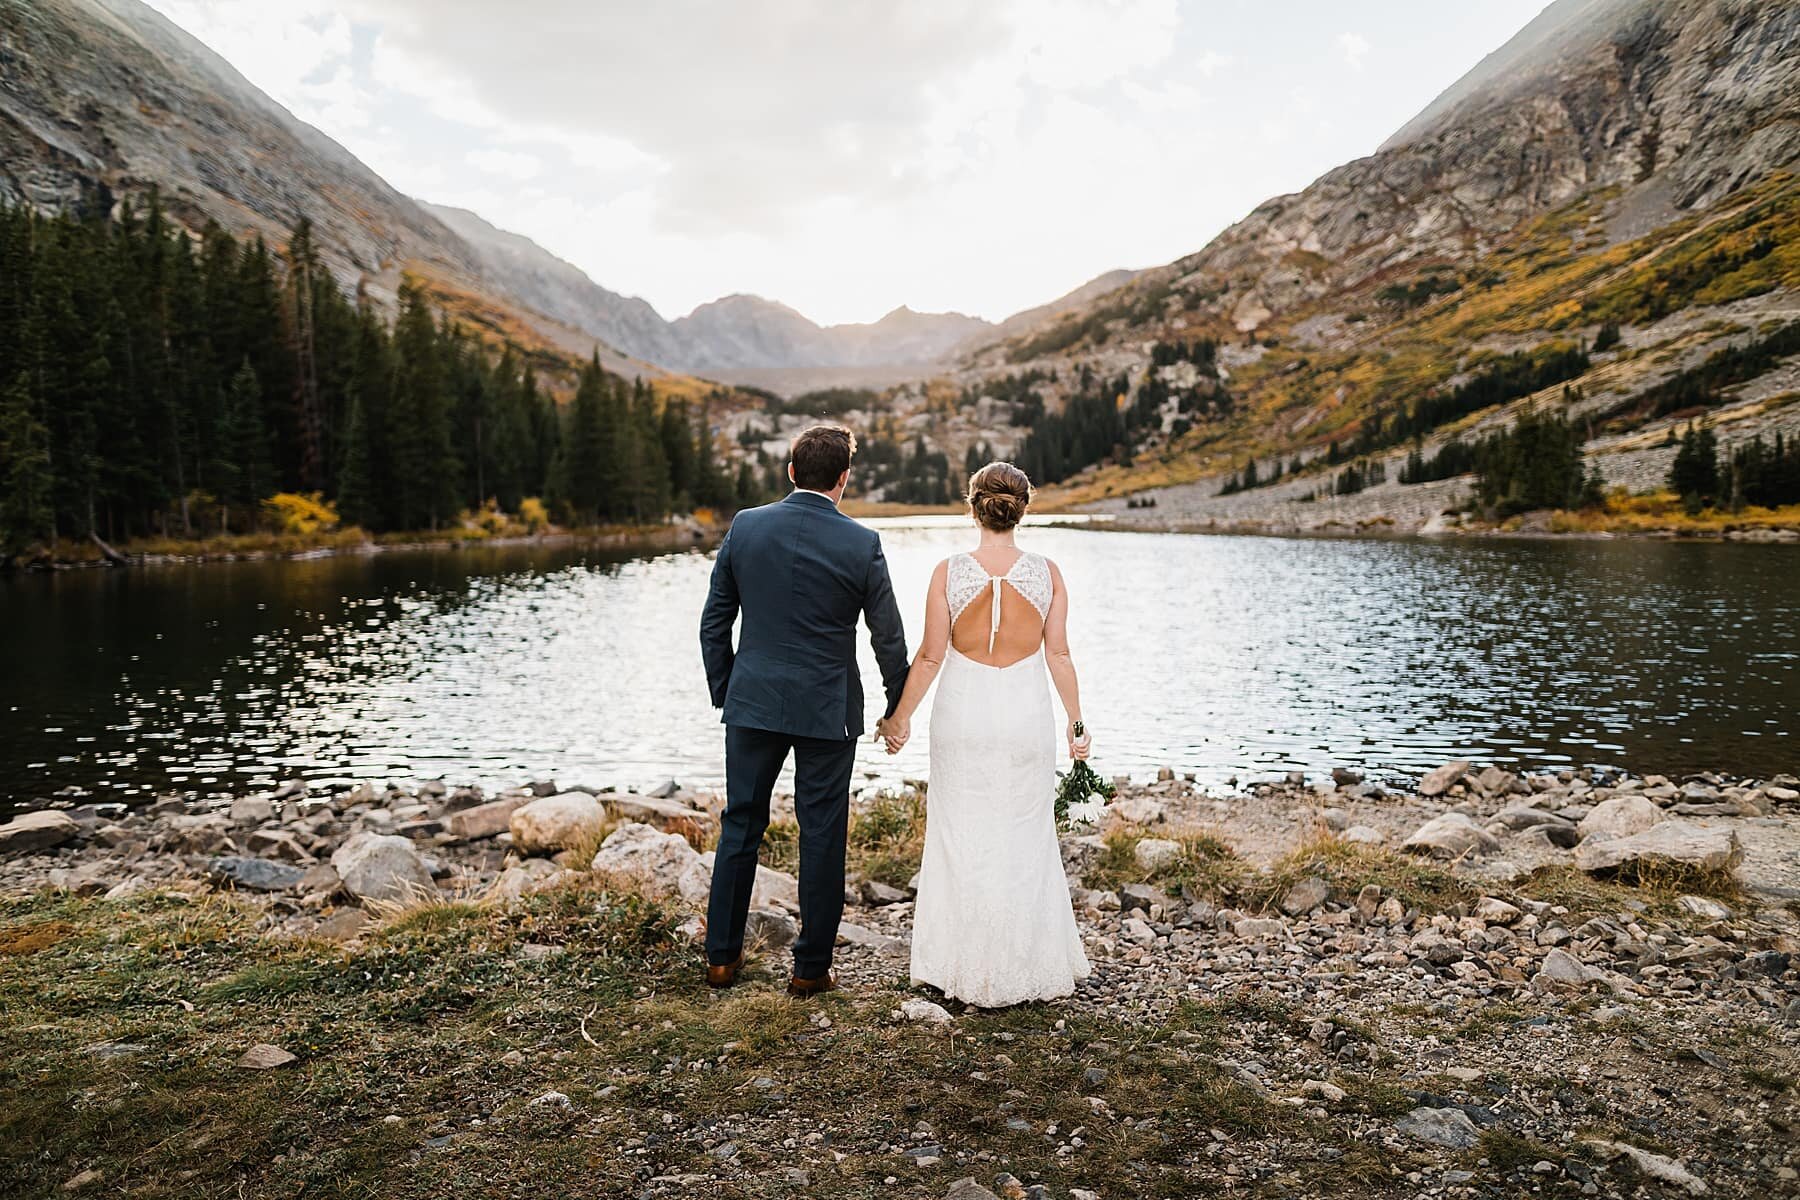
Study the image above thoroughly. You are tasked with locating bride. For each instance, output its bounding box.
[876,461,1092,1007]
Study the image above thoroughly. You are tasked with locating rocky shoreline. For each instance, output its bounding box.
[3,761,1798,1196]
[5,519,717,573]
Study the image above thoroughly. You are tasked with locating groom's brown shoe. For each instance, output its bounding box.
[706,954,745,989]
[786,972,838,999]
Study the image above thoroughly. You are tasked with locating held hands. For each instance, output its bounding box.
[874,713,911,755]
[1067,719,1092,761]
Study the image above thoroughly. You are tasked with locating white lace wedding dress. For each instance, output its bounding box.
[910,551,1091,1007]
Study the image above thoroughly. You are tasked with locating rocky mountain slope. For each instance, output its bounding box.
[0,0,695,385]
[671,296,991,371]
[0,0,1017,385]
[955,0,1800,527]
[433,202,1003,374]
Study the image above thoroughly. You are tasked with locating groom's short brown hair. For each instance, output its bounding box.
[790,424,857,491]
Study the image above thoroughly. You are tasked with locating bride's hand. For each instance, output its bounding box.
[1067,721,1091,761]
[880,714,910,755]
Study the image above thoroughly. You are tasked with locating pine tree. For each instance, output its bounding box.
[1668,422,1721,511]
[0,372,53,556]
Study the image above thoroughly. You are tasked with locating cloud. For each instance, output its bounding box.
[465,148,543,180]
[139,0,1547,324]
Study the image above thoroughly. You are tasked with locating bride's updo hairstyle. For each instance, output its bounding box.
[967,461,1033,532]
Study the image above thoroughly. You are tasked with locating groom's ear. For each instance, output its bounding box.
[836,468,849,492]
[787,462,796,484]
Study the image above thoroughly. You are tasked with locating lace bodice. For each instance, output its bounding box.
[946,551,1052,653]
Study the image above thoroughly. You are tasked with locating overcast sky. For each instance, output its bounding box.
[143,0,1547,327]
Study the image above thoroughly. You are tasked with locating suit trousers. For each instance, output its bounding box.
[705,724,858,978]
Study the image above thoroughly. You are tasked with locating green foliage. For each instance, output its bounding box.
[1474,402,1602,516]
[0,372,53,554]
[856,432,957,504]
[1668,422,1722,510]
[1399,437,1478,485]
[1376,273,1462,310]
[1605,319,1800,427]
[1398,342,1589,443]
[0,200,722,555]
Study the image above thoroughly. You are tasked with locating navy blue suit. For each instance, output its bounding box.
[699,490,910,976]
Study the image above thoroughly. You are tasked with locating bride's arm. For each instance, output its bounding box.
[880,560,950,753]
[1043,559,1089,760]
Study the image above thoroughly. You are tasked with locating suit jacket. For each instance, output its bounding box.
[700,490,910,741]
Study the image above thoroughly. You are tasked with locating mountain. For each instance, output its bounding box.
[670,296,991,371]
[965,0,1800,529]
[995,0,1799,360]
[0,0,1001,382]
[424,202,688,367]
[0,0,694,384]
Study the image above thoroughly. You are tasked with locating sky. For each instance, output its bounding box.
[142,0,1549,327]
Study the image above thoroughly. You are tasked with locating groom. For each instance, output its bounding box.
[699,423,910,997]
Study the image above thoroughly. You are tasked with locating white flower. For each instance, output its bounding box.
[1064,796,1108,828]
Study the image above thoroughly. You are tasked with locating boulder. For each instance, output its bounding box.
[1232,916,1288,942]
[1583,1141,1708,1195]
[1133,838,1182,873]
[1395,1106,1480,1149]
[445,796,530,841]
[312,907,370,942]
[0,810,80,854]
[1576,795,1666,843]
[590,822,702,898]
[1472,896,1522,924]
[1573,821,1743,876]
[329,832,436,904]
[509,792,607,854]
[1110,795,1166,826]
[1472,765,1520,796]
[228,795,275,825]
[1531,947,1633,995]
[1418,760,1471,798]
[901,997,953,1023]
[1280,876,1330,916]
[860,880,910,906]
[1341,824,1385,846]
[836,921,906,956]
[1401,812,1499,859]
[1119,882,1169,912]
[745,907,797,950]
[208,856,307,892]
[236,1043,297,1070]
[1676,895,1732,920]
[1492,804,1576,833]
[681,852,799,911]
[244,829,315,863]
[606,792,716,835]
[491,859,568,902]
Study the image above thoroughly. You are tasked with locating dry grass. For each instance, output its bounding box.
[1248,832,1477,915]
[847,789,928,887]
[1549,489,1800,534]
[1084,824,1249,897]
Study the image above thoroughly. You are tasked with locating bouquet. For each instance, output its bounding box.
[1054,722,1115,830]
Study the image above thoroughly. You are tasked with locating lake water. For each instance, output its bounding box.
[2,521,1796,816]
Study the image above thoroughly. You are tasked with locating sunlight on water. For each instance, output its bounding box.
[2,522,1796,812]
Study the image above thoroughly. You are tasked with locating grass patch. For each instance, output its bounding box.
[1516,864,1726,917]
[1478,1128,1565,1171]
[758,817,801,874]
[1248,833,1476,914]
[1084,825,1248,898]
[848,790,926,888]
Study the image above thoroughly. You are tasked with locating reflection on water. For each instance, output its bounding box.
[2,523,1796,814]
